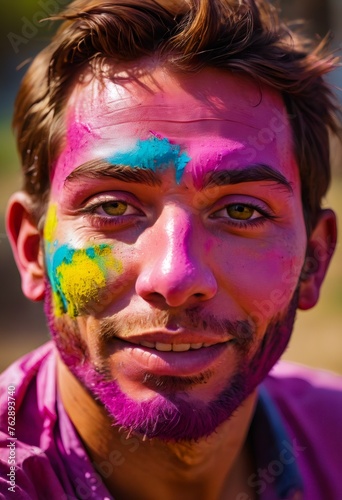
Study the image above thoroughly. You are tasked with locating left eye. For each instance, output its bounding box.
[214,203,260,221]
[225,204,255,220]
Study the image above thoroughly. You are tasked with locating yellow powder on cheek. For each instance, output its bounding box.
[95,245,123,274]
[54,245,123,318]
[52,290,65,318]
[44,204,58,243]
[57,252,107,318]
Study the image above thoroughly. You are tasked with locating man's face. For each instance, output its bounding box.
[44,65,307,441]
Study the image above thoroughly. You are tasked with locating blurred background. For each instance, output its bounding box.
[0,0,341,373]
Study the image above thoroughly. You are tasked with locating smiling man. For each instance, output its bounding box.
[1,0,342,499]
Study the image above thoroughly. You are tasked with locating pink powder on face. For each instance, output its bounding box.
[45,280,299,442]
[44,67,306,442]
[66,121,94,155]
[49,67,299,199]
[50,117,100,195]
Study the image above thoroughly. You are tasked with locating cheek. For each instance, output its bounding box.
[216,240,305,323]
[45,242,123,318]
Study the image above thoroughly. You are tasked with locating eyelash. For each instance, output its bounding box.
[81,199,144,228]
[210,202,276,230]
[80,199,276,231]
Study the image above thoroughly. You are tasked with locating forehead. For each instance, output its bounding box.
[51,65,298,192]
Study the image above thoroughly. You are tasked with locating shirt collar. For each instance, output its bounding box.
[248,384,304,500]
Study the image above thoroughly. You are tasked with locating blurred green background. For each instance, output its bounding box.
[0,0,341,373]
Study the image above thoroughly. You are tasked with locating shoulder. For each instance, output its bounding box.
[0,343,67,499]
[263,362,342,494]
[0,341,56,402]
[263,361,342,494]
[264,361,342,424]
[0,432,67,500]
[0,341,57,444]
[1,340,56,394]
[265,361,342,405]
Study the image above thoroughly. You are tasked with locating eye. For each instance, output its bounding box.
[210,200,276,229]
[80,196,145,229]
[101,201,129,216]
[225,204,255,220]
[88,199,142,218]
[214,203,261,221]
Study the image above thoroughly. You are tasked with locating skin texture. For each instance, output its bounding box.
[46,290,298,440]
[44,203,123,318]
[107,136,191,182]
[6,64,337,499]
[46,67,308,434]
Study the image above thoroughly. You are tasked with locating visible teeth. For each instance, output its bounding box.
[172,343,191,352]
[139,341,155,348]
[139,342,209,352]
[190,343,203,349]
[155,342,172,351]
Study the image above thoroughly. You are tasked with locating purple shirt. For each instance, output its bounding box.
[0,342,341,499]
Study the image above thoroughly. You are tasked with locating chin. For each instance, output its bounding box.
[45,284,299,442]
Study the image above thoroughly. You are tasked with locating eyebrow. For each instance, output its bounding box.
[64,159,293,193]
[203,164,293,193]
[65,159,162,187]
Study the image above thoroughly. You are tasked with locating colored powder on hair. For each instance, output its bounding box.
[107,136,191,183]
[48,244,122,318]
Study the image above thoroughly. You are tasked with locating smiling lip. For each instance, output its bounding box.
[110,332,234,377]
[115,329,234,348]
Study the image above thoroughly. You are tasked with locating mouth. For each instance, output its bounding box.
[115,328,233,351]
[136,341,219,352]
[109,334,235,377]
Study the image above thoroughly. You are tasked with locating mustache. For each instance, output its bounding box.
[98,307,254,344]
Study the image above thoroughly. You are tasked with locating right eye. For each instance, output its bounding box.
[98,201,129,216]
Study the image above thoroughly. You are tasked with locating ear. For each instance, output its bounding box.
[298,209,337,310]
[6,191,45,301]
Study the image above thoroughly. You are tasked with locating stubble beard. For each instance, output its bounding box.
[45,284,299,442]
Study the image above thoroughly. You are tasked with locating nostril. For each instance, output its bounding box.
[143,291,166,302]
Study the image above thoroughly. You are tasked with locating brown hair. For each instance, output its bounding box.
[13,0,340,232]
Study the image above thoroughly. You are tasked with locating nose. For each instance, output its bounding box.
[135,206,218,307]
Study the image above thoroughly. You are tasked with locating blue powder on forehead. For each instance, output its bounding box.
[107,136,191,183]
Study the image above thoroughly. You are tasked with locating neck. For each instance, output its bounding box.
[57,357,258,500]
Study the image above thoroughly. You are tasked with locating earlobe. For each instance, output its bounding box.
[6,192,46,302]
[298,209,337,310]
